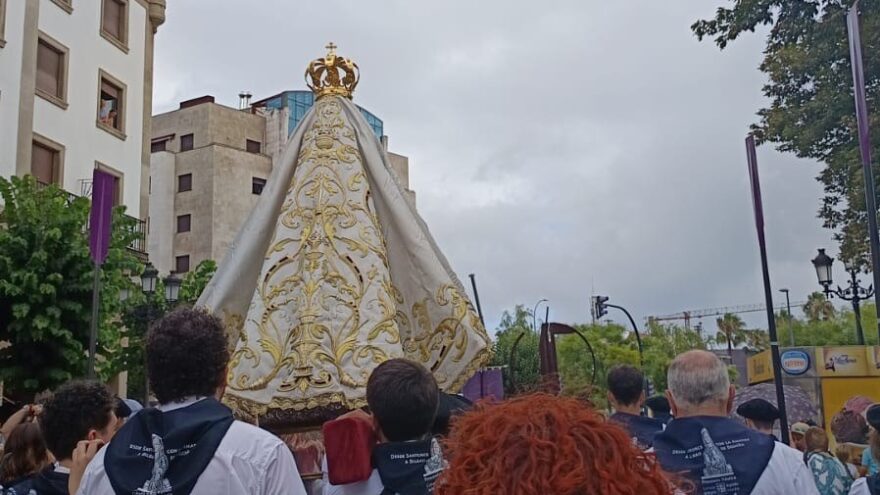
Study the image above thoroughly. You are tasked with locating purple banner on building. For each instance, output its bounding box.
[89,169,115,266]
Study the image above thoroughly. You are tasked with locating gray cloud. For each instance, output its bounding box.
[154,0,835,331]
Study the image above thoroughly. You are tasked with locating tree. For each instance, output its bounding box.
[489,305,540,394]
[179,259,217,305]
[557,322,641,406]
[804,291,836,322]
[693,1,880,263]
[0,175,141,397]
[716,313,747,355]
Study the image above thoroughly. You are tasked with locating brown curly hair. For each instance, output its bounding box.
[0,422,50,484]
[436,393,676,495]
[147,308,229,404]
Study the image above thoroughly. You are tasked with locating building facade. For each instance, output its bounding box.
[148,93,414,275]
[0,0,166,220]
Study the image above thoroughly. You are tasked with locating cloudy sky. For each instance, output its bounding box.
[153,0,840,332]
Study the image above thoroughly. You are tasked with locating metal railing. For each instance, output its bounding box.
[38,180,147,256]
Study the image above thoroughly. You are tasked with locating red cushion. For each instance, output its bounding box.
[322,415,377,485]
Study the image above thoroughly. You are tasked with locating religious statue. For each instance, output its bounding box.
[198,44,492,431]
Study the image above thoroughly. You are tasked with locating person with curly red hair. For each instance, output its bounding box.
[435,393,677,495]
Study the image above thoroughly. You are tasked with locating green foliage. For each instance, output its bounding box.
[711,313,769,354]
[491,296,875,410]
[116,283,168,403]
[489,305,540,394]
[693,1,880,265]
[557,322,641,407]
[179,259,217,305]
[716,313,746,354]
[804,291,837,322]
[781,300,880,346]
[0,175,141,396]
[487,307,709,408]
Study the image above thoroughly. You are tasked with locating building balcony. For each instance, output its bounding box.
[38,180,147,258]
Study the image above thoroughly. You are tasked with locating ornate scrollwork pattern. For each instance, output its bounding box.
[223,97,492,421]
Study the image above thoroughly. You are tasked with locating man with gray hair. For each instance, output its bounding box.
[653,351,818,495]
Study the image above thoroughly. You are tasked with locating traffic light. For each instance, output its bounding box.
[591,295,609,320]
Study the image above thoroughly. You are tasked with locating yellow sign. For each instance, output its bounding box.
[817,347,869,377]
[748,350,774,384]
[867,347,880,376]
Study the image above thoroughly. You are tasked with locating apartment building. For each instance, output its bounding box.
[0,0,166,220]
[147,92,414,275]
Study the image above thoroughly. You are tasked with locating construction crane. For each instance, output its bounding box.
[646,301,806,331]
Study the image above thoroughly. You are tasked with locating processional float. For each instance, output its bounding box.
[197,44,492,482]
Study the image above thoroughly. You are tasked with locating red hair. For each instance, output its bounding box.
[437,393,676,495]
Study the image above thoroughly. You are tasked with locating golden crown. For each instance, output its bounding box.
[305,42,359,100]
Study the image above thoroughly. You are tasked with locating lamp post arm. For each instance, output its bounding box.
[605,303,644,366]
[829,286,855,301]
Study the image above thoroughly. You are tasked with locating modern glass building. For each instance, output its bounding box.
[258,90,384,138]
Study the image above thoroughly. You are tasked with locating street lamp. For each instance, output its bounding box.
[532,298,548,332]
[164,272,181,306]
[138,263,160,405]
[812,249,874,345]
[141,262,158,295]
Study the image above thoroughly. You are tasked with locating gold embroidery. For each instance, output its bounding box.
[222,97,493,420]
[228,98,400,400]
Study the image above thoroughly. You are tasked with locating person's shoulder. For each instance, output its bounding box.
[850,477,870,495]
[325,469,383,495]
[767,443,810,473]
[226,420,285,446]
[771,441,804,460]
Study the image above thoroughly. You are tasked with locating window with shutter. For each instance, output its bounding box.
[176,255,191,274]
[180,134,194,152]
[31,141,60,185]
[36,36,67,105]
[177,214,191,233]
[178,174,192,192]
[97,71,126,136]
[101,0,127,46]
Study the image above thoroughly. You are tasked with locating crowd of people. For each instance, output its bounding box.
[1,308,880,494]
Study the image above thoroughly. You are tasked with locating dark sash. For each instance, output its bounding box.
[105,398,234,495]
[373,438,445,495]
[609,412,665,449]
[868,474,880,495]
[7,467,68,495]
[653,416,775,495]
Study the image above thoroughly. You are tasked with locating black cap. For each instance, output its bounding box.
[114,397,132,419]
[736,398,780,422]
[645,395,670,414]
[866,404,880,430]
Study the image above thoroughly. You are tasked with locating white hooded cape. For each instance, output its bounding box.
[197,96,491,424]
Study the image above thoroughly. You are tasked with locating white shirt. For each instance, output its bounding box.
[77,397,307,495]
[850,477,872,495]
[751,442,820,495]
[321,457,383,495]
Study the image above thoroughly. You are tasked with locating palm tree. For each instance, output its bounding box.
[803,292,835,322]
[716,313,746,356]
[742,329,769,352]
